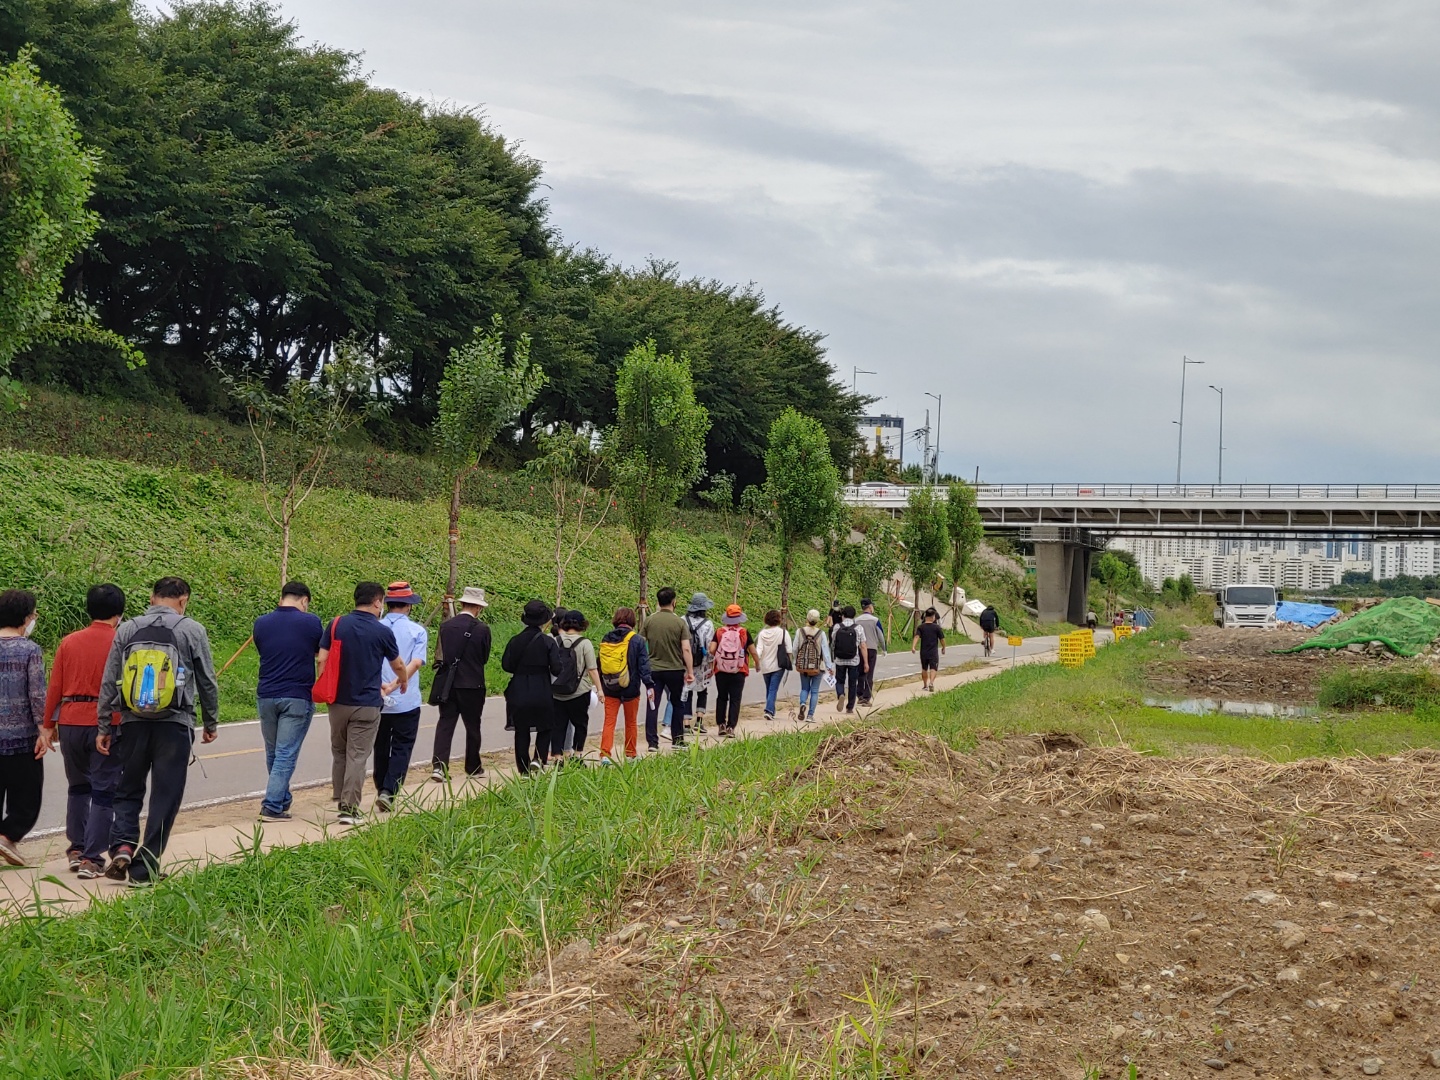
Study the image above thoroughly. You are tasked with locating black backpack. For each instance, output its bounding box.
[979,607,1000,632]
[833,623,859,662]
[552,635,582,696]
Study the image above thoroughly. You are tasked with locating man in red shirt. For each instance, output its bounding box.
[40,584,125,878]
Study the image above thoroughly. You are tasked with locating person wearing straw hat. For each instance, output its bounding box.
[430,585,492,782]
[501,599,563,773]
[711,604,759,738]
[373,582,427,811]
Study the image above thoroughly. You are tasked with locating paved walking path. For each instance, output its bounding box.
[2,631,1099,915]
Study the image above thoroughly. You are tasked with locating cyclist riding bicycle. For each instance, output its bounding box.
[978,605,1000,657]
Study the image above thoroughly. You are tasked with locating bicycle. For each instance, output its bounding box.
[982,630,995,657]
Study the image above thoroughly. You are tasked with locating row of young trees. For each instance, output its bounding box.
[0,0,865,489]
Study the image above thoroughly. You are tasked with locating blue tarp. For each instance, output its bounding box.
[1275,601,1340,628]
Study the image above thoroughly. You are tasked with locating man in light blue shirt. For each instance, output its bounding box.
[373,582,428,811]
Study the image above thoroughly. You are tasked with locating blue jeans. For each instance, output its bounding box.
[259,697,314,815]
[798,673,823,715]
[762,670,783,715]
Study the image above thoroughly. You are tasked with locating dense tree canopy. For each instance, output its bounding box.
[1,0,865,482]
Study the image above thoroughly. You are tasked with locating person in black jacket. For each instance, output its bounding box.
[430,586,493,782]
[500,599,563,773]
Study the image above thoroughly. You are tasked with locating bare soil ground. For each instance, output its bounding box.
[235,728,1440,1079]
[1144,625,1364,704]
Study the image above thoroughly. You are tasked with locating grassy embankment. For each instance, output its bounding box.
[5,623,1440,1078]
[0,447,835,721]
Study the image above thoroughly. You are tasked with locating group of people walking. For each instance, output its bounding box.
[0,578,220,886]
[0,572,961,885]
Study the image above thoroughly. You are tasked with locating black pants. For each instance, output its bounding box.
[432,688,486,776]
[835,665,861,711]
[713,671,746,732]
[60,724,122,862]
[373,708,420,796]
[0,750,43,844]
[859,649,878,702]
[511,703,554,773]
[110,722,192,883]
[553,693,590,757]
[646,668,689,748]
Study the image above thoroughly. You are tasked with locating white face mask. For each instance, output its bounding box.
[23,617,36,638]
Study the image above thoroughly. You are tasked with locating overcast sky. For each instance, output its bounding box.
[262,0,1440,482]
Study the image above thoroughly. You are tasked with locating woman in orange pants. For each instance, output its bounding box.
[598,607,653,762]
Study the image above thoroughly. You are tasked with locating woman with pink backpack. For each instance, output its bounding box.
[711,604,759,738]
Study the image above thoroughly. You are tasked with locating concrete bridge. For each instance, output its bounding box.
[842,482,1440,624]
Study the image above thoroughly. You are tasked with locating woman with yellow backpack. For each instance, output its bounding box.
[597,608,655,763]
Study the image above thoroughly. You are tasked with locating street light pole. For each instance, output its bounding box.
[853,367,876,393]
[924,391,942,483]
[1176,355,1204,485]
[1209,384,1224,484]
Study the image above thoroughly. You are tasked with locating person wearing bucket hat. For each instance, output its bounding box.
[683,593,716,732]
[430,586,491,782]
[373,582,427,811]
[711,604,759,737]
[501,600,563,773]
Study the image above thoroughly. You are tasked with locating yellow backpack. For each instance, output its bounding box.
[119,615,186,717]
[597,631,634,694]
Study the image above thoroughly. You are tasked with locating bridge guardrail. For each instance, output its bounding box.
[843,483,1440,502]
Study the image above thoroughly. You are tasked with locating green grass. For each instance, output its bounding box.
[0,447,836,720]
[1317,663,1440,711]
[7,620,1440,1078]
[0,740,835,1079]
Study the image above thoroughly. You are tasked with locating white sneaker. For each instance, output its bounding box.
[431,767,446,783]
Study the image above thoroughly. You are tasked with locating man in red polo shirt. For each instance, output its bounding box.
[40,584,126,878]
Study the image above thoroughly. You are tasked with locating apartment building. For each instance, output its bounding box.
[1111,537,1367,592]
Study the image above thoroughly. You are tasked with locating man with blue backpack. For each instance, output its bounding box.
[96,576,219,887]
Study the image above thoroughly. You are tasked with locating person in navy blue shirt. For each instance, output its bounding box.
[252,581,324,822]
[318,582,406,825]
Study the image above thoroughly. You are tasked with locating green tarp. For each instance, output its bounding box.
[1288,596,1440,657]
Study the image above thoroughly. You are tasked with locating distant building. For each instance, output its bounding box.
[856,415,905,465]
[1373,541,1440,581]
[1111,536,1367,592]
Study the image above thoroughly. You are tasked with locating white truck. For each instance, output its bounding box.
[1214,584,1278,629]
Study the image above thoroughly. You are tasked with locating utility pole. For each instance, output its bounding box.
[925,391,942,483]
[853,367,875,393]
[1176,355,1204,485]
[1209,384,1224,484]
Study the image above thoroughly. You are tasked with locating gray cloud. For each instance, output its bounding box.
[257,0,1440,480]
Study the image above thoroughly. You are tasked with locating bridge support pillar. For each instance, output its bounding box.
[1034,528,1093,626]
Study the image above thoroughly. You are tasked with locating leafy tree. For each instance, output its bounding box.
[605,340,709,611]
[944,481,985,628]
[699,472,771,605]
[537,256,866,493]
[900,486,948,617]
[434,318,543,610]
[764,407,842,619]
[224,341,378,586]
[851,517,902,604]
[855,434,901,483]
[1097,551,1146,615]
[819,504,855,606]
[524,427,610,607]
[0,52,99,406]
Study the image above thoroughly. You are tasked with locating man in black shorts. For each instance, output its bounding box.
[911,607,946,692]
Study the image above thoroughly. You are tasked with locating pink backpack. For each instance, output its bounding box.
[714,625,746,674]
